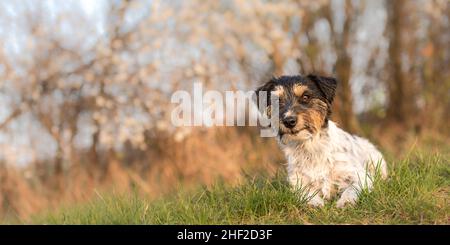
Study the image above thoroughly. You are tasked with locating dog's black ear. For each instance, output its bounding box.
[254,79,277,111]
[307,74,337,104]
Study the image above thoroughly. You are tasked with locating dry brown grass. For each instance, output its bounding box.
[1,123,448,222]
[0,127,282,221]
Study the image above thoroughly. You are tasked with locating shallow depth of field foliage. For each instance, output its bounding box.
[0,0,449,223]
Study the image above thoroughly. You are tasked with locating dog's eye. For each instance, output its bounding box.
[301,94,311,103]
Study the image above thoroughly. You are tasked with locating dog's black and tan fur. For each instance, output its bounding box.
[255,74,387,208]
[256,74,337,139]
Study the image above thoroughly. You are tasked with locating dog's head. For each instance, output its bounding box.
[255,74,337,141]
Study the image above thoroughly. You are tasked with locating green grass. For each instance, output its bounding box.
[33,152,449,224]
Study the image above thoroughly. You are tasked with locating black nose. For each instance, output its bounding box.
[282,116,297,128]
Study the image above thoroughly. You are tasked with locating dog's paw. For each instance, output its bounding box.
[307,196,324,207]
[336,189,358,208]
[336,197,356,208]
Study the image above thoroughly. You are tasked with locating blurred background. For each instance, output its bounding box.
[0,0,449,220]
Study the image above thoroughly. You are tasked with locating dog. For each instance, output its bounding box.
[255,74,387,208]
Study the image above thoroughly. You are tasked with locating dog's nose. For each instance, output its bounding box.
[282,116,297,128]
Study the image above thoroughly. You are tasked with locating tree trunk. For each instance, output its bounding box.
[326,1,361,133]
[334,54,360,133]
[385,0,417,129]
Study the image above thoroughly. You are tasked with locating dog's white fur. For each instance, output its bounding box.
[278,120,387,208]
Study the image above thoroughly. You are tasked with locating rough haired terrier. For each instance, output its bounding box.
[256,74,387,208]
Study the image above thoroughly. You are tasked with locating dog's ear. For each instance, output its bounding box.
[307,74,337,104]
[254,79,277,111]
